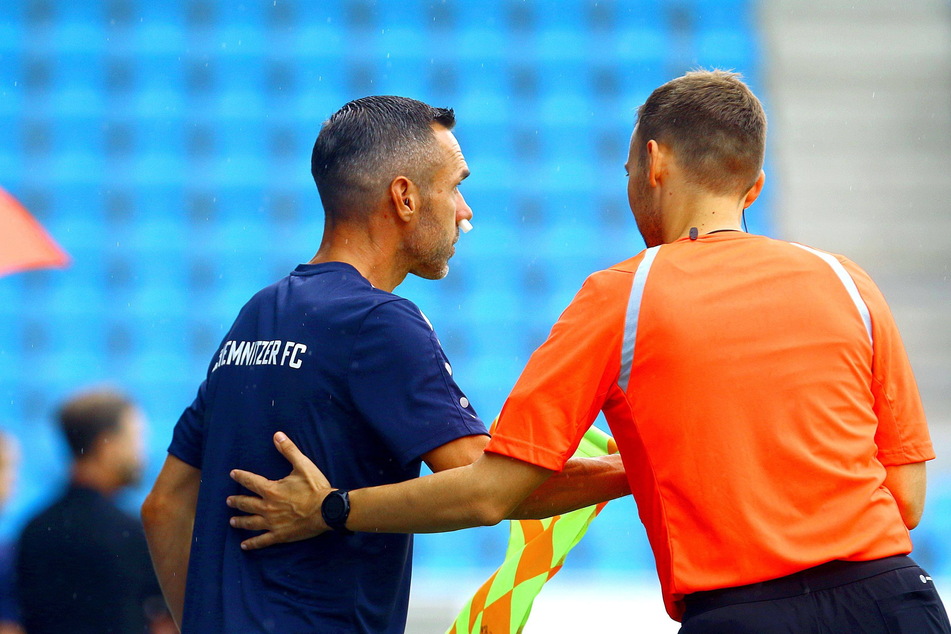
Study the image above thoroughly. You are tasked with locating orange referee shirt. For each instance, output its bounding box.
[485,231,934,621]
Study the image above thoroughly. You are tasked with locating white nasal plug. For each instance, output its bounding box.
[458,219,473,233]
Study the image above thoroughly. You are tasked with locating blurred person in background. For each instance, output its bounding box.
[0,431,23,634]
[15,389,173,634]
[141,96,627,634]
[228,71,951,634]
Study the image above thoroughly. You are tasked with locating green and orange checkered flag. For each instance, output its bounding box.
[447,425,618,634]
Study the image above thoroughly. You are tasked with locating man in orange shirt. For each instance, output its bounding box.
[228,71,950,632]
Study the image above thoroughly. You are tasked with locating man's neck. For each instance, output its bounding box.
[660,187,746,243]
[71,461,117,497]
[309,224,408,293]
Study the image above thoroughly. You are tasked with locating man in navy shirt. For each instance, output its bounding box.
[18,390,169,634]
[142,96,628,633]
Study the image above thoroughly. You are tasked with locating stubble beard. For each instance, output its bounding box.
[120,460,144,489]
[632,174,664,248]
[408,199,455,280]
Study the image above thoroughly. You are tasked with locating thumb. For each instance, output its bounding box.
[273,432,331,488]
[273,431,307,469]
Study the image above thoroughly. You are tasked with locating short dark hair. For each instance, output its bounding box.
[311,95,456,220]
[634,70,766,196]
[58,389,134,459]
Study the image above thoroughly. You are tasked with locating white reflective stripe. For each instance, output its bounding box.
[790,243,873,346]
[619,246,661,392]
[418,309,434,331]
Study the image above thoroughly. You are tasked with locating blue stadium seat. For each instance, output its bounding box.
[41,114,105,161]
[50,18,106,54]
[134,116,188,162]
[374,0,430,30]
[694,27,758,72]
[456,217,522,260]
[135,21,189,58]
[377,59,431,100]
[535,1,588,30]
[453,1,507,34]
[451,121,514,165]
[211,85,268,123]
[280,18,345,60]
[0,24,24,89]
[677,0,752,31]
[122,150,188,188]
[539,120,597,163]
[534,28,590,63]
[414,524,508,572]
[217,40,268,90]
[46,80,105,120]
[135,0,188,26]
[121,82,188,124]
[217,2,270,31]
[0,1,23,24]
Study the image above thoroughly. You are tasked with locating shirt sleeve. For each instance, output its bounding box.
[485,269,629,471]
[168,379,209,469]
[348,299,487,467]
[841,257,935,465]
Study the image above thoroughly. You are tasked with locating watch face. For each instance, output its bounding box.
[324,492,346,521]
[322,490,353,535]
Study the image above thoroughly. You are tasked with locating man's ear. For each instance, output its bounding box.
[646,139,665,187]
[389,177,419,222]
[743,171,766,209]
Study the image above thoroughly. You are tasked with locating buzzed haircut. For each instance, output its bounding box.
[58,389,134,459]
[634,70,766,196]
[311,95,455,220]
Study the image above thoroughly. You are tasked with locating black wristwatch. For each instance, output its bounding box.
[321,489,353,535]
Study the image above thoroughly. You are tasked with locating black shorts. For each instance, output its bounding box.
[680,556,951,633]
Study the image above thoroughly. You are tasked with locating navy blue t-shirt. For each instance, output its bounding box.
[169,262,487,633]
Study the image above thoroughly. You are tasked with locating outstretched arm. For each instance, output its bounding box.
[422,433,629,520]
[141,455,201,630]
[509,452,628,520]
[228,431,628,550]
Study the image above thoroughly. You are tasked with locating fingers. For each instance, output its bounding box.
[240,532,278,551]
[230,469,270,496]
[227,494,266,515]
[229,513,268,532]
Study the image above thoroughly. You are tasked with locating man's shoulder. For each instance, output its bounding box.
[606,252,649,275]
[238,266,410,328]
[356,295,436,342]
[20,487,138,537]
[770,238,871,279]
[18,488,69,533]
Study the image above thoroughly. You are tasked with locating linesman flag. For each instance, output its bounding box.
[0,187,69,278]
[448,426,619,634]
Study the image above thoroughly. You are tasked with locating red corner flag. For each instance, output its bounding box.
[0,187,70,278]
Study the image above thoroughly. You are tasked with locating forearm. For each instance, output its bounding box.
[883,461,927,530]
[142,506,193,629]
[348,464,503,533]
[507,454,630,520]
[346,453,551,534]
